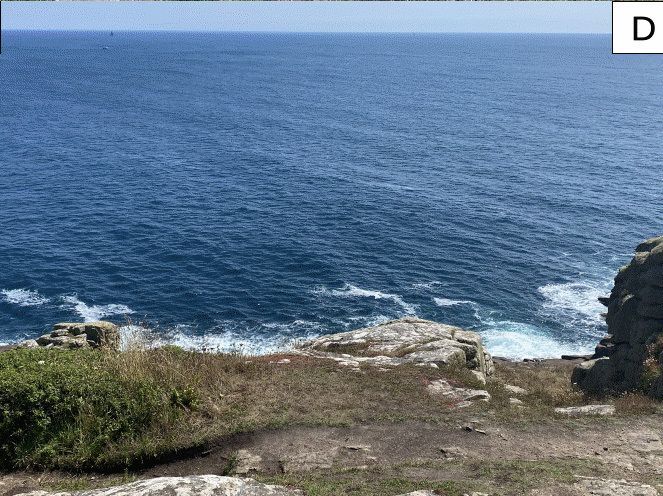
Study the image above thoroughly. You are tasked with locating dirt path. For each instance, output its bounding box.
[4,416,662,495]
[142,417,663,477]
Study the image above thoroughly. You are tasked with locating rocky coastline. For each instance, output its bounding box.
[2,237,663,495]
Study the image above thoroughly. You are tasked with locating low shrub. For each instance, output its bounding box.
[0,348,174,470]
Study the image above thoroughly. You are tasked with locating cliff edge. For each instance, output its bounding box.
[573,235,663,397]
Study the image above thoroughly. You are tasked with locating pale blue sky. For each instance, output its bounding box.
[3,1,611,34]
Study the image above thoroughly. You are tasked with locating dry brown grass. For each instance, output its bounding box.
[89,346,486,467]
[484,360,585,419]
[614,392,661,415]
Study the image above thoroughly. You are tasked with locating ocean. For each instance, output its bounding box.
[2,31,663,358]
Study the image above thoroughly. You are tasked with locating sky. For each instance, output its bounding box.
[2,1,611,34]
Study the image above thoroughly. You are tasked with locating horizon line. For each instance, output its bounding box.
[3,29,611,35]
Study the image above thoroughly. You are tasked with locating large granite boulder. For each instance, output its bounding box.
[19,476,303,495]
[17,476,447,496]
[299,317,494,379]
[29,321,120,351]
[573,236,663,397]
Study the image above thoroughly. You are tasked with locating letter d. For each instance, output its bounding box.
[634,16,655,41]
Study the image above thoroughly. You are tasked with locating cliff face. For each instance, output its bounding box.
[573,235,663,397]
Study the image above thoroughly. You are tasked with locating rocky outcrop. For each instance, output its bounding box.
[19,476,303,495]
[299,317,494,380]
[20,321,120,351]
[573,236,663,397]
[16,476,460,496]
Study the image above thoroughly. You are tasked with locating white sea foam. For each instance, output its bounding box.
[313,284,417,315]
[479,320,593,360]
[1,288,50,307]
[538,280,609,328]
[433,297,476,307]
[118,320,323,355]
[61,295,134,322]
[412,281,443,290]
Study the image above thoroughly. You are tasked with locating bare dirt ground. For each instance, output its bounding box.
[3,415,663,495]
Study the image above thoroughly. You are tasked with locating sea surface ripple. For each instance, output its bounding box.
[2,32,663,358]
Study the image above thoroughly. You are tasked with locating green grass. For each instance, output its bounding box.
[257,458,609,496]
[0,348,183,470]
[1,346,659,475]
[260,470,464,496]
[0,347,469,471]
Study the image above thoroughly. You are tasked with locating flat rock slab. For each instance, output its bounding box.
[554,405,615,416]
[504,384,528,395]
[396,492,439,496]
[16,477,462,496]
[18,476,303,496]
[573,476,658,495]
[427,379,491,407]
[299,317,494,378]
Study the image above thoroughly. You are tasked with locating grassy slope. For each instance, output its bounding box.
[0,347,660,494]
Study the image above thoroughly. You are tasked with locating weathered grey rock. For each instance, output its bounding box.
[504,384,528,395]
[554,404,615,416]
[573,476,658,496]
[574,236,663,398]
[395,492,439,496]
[18,339,39,349]
[470,370,486,385]
[36,333,88,349]
[54,322,120,349]
[30,322,120,351]
[427,379,491,406]
[19,476,303,495]
[406,348,467,368]
[300,317,494,379]
[571,357,614,394]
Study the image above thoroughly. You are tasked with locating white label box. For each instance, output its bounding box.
[613,1,663,54]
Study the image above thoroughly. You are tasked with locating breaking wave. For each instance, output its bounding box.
[1,288,50,307]
[312,284,417,315]
[433,297,476,307]
[538,280,610,329]
[412,281,443,290]
[119,319,323,355]
[61,295,134,322]
[479,320,594,360]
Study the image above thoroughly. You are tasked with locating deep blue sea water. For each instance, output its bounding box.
[2,31,663,358]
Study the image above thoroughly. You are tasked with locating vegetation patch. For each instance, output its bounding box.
[0,348,176,470]
[0,348,466,471]
[259,470,464,496]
